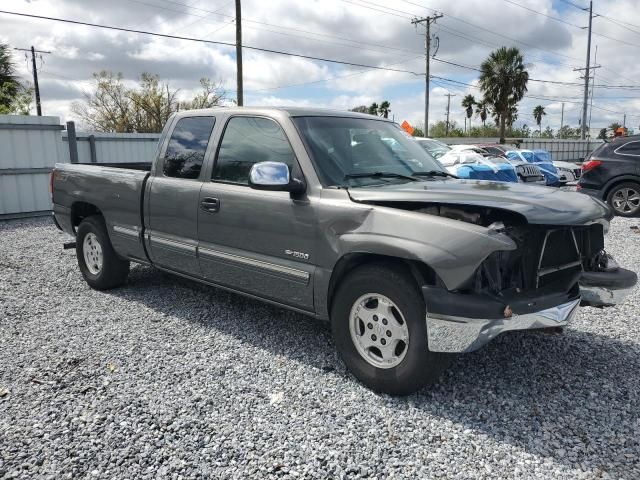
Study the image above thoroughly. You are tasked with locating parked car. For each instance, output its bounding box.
[505,149,562,186]
[579,135,640,216]
[451,144,546,185]
[414,137,450,159]
[51,107,637,395]
[532,149,582,184]
[438,151,518,182]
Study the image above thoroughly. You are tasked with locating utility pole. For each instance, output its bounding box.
[14,46,51,116]
[623,113,626,128]
[411,13,442,137]
[560,102,565,138]
[580,0,593,139]
[588,45,598,135]
[444,92,456,136]
[235,0,243,106]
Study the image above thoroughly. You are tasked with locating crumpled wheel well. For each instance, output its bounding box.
[327,252,439,314]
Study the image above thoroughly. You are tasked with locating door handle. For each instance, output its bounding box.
[200,197,220,213]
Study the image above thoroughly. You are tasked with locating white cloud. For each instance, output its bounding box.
[0,0,637,129]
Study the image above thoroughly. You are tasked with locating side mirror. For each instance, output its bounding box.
[248,161,306,194]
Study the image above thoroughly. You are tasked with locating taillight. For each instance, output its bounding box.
[582,160,602,173]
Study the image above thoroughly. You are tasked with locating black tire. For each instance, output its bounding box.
[330,263,452,395]
[76,215,130,290]
[606,181,640,217]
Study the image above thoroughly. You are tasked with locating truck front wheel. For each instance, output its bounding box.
[331,263,451,395]
[76,216,130,290]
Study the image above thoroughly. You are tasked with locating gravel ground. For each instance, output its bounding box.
[1,216,639,479]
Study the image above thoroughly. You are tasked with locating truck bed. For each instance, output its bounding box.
[52,162,151,262]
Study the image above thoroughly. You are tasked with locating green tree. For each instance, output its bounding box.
[430,120,463,138]
[378,100,391,118]
[350,105,369,113]
[461,94,475,135]
[475,101,489,127]
[0,43,19,110]
[557,125,578,139]
[532,105,546,134]
[608,122,622,131]
[0,43,33,114]
[478,47,529,143]
[597,128,607,140]
[179,78,226,110]
[72,71,225,132]
[367,102,379,115]
[541,126,554,138]
[411,127,424,137]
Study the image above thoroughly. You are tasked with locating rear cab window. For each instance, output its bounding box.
[162,116,216,179]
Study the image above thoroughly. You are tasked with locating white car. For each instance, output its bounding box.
[553,160,582,183]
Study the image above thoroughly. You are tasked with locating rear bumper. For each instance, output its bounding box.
[426,298,580,353]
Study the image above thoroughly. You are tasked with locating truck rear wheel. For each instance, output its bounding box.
[76,216,130,290]
[330,263,451,395]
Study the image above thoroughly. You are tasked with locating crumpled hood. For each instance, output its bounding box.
[347,179,612,225]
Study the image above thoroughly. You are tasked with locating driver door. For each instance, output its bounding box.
[197,115,316,311]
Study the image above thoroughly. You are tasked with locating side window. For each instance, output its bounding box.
[163,116,216,179]
[213,116,296,185]
[617,141,640,156]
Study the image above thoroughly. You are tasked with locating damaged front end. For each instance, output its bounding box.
[407,204,636,353]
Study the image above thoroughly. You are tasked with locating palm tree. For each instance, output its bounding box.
[367,102,379,116]
[533,105,546,134]
[378,100,391,118]
[461,95,475,135]
[0,43,19,110]
[478,47,529,143]
[475,101,489,128]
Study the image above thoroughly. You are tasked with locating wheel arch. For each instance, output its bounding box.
[603,175,640,201]
[70,201,103,232]
[326,252,439,318]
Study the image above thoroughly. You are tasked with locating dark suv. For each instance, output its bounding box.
[579,136,640,216]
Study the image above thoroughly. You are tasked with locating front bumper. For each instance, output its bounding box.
[426,298,580,353]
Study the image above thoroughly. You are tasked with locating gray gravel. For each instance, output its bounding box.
[1,216,639,479]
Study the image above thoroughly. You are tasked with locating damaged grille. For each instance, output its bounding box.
[472,224,604,295]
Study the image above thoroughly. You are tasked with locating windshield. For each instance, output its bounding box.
[533,150,552,162]
[293,116,445,187]
[416,139,450,159]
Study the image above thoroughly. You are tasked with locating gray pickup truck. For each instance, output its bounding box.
[52,107,637,394]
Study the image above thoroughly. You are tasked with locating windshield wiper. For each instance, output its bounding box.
[411,170,458,179]
[344,172,419,182]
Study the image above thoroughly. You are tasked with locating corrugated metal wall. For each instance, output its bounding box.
[60,132,160,164]
[0,115,64,218]
[0,115,160,219]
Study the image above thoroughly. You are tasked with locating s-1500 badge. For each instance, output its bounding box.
[285,249,309,260]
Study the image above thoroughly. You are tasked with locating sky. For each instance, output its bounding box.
[1,0,639,133]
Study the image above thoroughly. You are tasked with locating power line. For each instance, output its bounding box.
[129,0,424,57]
[0,9,423,76]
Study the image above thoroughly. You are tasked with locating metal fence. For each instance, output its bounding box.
[438,137,604,163]
[0,115,160,219]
